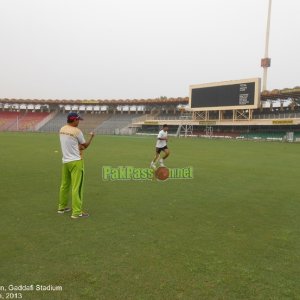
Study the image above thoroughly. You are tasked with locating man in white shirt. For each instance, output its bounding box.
[58,112,94,219]
[150,124,170,168]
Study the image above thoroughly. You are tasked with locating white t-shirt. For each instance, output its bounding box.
[59,125,86,163]
[156,129,168,148]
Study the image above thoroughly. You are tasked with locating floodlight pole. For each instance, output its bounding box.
[261,0,272,91]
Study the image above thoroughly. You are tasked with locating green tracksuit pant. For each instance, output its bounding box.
[58,160,84,217]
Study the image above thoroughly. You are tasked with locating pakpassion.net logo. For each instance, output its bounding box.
[102,166,193,181]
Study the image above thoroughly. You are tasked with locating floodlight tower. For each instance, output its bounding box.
[261,0,272,91]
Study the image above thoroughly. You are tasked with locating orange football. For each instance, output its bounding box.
[155,167,169,181]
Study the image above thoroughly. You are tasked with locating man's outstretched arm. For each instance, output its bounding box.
[80,132,95,150]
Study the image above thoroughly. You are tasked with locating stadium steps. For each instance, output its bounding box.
[154,113,181,120]
[94,114,139,135]
[0,112,49,131]
[76,113,110,134]
[39,112,111,133]
[38,113,69,132]
[0,112,22,130]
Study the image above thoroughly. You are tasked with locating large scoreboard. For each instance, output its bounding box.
[189,78,261,111]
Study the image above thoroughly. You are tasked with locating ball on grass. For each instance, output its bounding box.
[155,167,169,181]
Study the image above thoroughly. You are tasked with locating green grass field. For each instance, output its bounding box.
[0,132,300,300]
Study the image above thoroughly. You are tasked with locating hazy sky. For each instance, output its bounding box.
[0,0,299,100]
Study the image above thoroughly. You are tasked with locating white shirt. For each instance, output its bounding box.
[156,129,168,148]
[59,125,86,163]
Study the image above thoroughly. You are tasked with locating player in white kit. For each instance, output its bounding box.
[150,124,170,168]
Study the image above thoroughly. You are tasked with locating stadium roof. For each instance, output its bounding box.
[0,87,299,105]
[0,97,189,105]
[261,87,300,100]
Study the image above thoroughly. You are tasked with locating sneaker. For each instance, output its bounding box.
[57,207,71,214]
[158,158,165,167]
[150,162,156,168]
[71,212,89,219]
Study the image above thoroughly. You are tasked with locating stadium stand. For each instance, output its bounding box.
[38,112,67,132]
[73,113,110,134]
[154,113,181,120]
[253,111,300,119]
[0,111,21,130]
[9,112,49,131]
[137,124,178,135]
[0,112,50,131]
[39,112,111,133]
[94,114,138,134]
[1,88,300,139]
